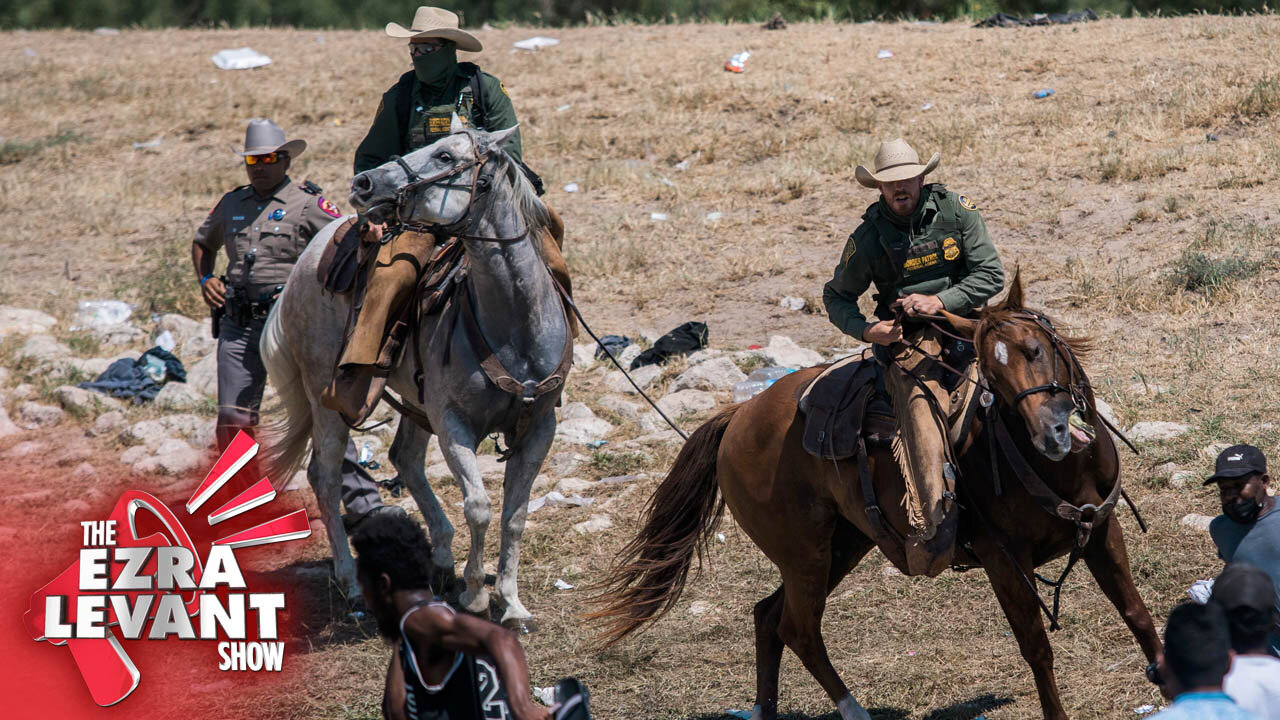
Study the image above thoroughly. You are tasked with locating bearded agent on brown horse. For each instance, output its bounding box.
[590,141,1161,720]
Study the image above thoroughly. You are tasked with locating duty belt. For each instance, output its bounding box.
[224,284,283,326]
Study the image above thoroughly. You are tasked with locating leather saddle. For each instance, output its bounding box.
[316,218,368,295]
[796,351,982,461]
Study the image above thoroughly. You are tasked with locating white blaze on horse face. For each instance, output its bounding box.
[994,340,1009,366]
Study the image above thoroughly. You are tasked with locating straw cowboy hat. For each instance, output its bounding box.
[385,7,483,52]
[236,118,306,157]
[855,138,940,188]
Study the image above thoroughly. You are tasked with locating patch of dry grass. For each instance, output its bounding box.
[4,15,1280,720]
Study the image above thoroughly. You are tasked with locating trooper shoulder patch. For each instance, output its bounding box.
[840,235,858,264]
[498,79,510,97]
[958,195,978,211]
[318,197,342,218]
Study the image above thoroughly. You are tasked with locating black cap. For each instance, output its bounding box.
[1210,563,1276,612]
[1203,444,1267,486]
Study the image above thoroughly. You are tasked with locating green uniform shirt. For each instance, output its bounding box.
[823,184,1005,342]
[194,177,344,297]
[353,64,521,175]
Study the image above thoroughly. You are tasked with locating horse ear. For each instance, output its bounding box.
[482,124,519,152]
[940,310,978,339]
[450,112,466,134]
[1002,267,1025,310]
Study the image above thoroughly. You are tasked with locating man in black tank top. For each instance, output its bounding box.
[353,513,590,720]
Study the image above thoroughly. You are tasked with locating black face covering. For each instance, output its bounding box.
[1225,497,1263,524]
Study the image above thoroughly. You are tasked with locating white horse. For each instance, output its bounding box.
[260,121,570,629]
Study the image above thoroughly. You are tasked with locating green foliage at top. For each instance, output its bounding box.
[1,0,1275,28]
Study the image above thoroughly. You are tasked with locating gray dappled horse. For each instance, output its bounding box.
[260,119,570,628]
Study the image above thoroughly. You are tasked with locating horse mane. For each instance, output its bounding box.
[975,305,1094,359]
[484,134,550,247]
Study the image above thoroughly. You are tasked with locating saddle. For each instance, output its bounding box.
[796,351,982,461]
[317,218,368,294]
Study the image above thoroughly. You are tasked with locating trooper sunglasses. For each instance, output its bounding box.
[244,152,283,165]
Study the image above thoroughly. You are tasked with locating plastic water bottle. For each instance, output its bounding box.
[748,367,795,383]
[724,50,750,73]
[732,380,767,403]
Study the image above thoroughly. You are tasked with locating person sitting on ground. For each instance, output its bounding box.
[1205,444,1280,654]
[352,512,589,720]
[1212,563,1280,717]
[1149,601,1257,719]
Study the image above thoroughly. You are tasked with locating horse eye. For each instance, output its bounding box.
[436,151,452,163]
[1030,345,1043,360]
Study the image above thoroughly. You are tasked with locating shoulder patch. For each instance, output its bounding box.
[318,197,342,218]
[498,79,509,97]
[840,234,858,264]
[959,195,978,211]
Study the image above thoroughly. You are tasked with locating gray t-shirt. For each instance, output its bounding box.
[1210,503,1280,653]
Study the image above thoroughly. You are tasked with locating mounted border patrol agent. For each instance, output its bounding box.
[823,138,1005,577]
[192,118,401,530]
[322,6,575,425]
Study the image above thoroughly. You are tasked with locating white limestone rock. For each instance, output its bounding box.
[1126,421,1191,443]
[672,356,746,392]
[761,335,823,369]
[656,389,716,417]
[0,306,57,339]
[18,401,63,429]
[572,514,613,535]
[155,382,204,411]
[604,364,662,395]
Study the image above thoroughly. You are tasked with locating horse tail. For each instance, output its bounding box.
[258,301,313,485]
[586,404,739,648]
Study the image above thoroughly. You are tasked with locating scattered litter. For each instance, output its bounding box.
[733,367,796,402]
[921,102,934,111]
[587,440,608,448]
[562,182,580,193]
[594,334,633,360]
[154,329,175,353]
[1107,129,1118,138]
[650,212,669,222]
[725,50,751,73]
[71,299,132,331]
[93,27,120,36]
[556,103,572,112]
[1033,89,1055,99]
[358,442,374,465]
[779,296,806,311]
[877,49,894,59]
[715,532,726,543]
[659,176,677,187]
[631,321,708,370]
[315,34,326,44]
[762,12,787,30]
[23,48,36,58]
[704,211,723,222]
[1133,705,1155,715]
[347,610,366,620]
[132,137,163,150]
[726,711,752,720]
[1187,578,1214,604]
[553,578,575,590]
[211,47,272,70]
[1206,133,1219,142]
[80,346,186,403]
[513,36,560,51]
[747,344,763,350]
[527,491,593,514]
[533,687,556,706]
[906,650,917,656]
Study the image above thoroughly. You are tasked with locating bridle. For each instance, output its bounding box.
[384,130,529,244]
[997,310,1089,414]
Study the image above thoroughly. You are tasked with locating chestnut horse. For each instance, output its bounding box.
[591,275,1161,720]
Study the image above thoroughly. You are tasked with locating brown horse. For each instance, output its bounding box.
[591,275,1162,720]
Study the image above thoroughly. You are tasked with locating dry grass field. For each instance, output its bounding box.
[3,14,1280,720]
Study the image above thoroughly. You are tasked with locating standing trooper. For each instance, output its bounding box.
[192,118,400,530]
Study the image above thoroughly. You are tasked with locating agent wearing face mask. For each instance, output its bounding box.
[328,6,575,424]
[1206,444,1280,655]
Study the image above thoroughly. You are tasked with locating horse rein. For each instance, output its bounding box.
[387,130,530,244]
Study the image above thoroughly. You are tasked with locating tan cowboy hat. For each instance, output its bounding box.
[855,138,940,188]
[236,118,306,157]
[385,7,483,52]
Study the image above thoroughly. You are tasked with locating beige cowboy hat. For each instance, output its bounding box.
[385,7,483,52]
[236,118,306,157]
[855,138,940,188]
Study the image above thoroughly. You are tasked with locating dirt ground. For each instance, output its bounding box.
[2,14,1280,720]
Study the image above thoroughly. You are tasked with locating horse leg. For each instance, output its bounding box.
[773,536,873,720]
[389,420,456,585]
[310,412,359,598]
[492,412,554,631]
[1083,515,1162,663]
[753,520,875,720]
[437,412,490,614]
[973,536,1067,720]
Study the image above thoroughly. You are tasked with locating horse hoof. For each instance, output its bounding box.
[501,617,537,634]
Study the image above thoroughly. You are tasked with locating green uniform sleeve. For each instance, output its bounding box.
[823,232,874,342]
[480,73,522,163]
[354,86,403,176]
[935,206,1005,313]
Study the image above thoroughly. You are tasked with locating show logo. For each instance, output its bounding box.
[22,431,311,707]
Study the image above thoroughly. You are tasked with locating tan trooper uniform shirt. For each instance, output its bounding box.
[194,177,344,297]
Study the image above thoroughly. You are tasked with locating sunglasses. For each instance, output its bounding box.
[408,41,447,57]
[245,152,284,166]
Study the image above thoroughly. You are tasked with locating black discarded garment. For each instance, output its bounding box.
[594,334,633,361]
[79,346,188,403]
[974,9,1097,28]
[629,322,708,370]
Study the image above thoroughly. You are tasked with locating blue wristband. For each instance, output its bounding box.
[200,274,213,286]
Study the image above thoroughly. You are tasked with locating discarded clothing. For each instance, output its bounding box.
[629,321,708,369]
[974,9,1097,28]
[79,346,188,403]
[594,334,633,361]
